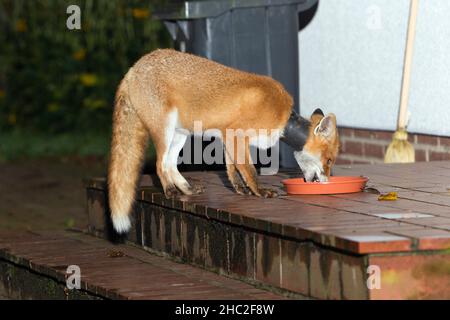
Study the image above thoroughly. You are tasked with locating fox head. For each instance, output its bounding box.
[294,108,340,182]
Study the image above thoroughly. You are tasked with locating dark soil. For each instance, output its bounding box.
[0,158,107,231]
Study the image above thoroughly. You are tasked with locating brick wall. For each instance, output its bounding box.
[337,127,450,165]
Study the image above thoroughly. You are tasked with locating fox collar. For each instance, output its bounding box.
[281,111,311,151]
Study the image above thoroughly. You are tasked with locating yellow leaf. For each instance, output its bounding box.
[15,19,27,33]
[47,103,60,112]
[83,98,106,110]
[8,113,16,125]
[378,192,398,201]
[65,218,75,228]
[107,250,124,258]
[73,49,86,61]
[132,8,150,19]
[80,73,98,87]
[382,270,400,285]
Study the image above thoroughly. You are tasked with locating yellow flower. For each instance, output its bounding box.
[73,49,86,61]
[47,103,60,113]
[15,19,27,33]
[8,113,16,125]
[132,8,150,19]
[83,98,106,110]
[80,73,98,87]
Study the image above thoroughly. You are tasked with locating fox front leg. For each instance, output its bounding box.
[224,139,278,198]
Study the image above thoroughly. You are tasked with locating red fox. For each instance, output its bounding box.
[108,49,339,233]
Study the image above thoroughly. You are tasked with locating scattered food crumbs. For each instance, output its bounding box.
[378,192,398,201]
[107,250,125,258]
[364,187,381,195]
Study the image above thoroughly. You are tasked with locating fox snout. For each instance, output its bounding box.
[292,108,339,182]
[294,150,328,182]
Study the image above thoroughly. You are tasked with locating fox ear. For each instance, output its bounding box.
[312,108,324,117]
[314,114,337,138]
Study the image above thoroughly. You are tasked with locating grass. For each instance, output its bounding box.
[0,129,112,161]
[0,129,157,163]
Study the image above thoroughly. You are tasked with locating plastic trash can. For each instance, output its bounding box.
[155,0,319,168]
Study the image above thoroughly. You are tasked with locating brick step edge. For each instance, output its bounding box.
[86,180,450,300]
[0,230,288,300]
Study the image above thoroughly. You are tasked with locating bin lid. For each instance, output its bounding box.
[154,0,318,20]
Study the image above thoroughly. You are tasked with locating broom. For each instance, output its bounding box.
[384,0,419,163]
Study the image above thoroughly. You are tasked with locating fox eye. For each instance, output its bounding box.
[327,159,332,166]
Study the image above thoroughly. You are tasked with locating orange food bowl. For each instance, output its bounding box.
[282,176,369,195]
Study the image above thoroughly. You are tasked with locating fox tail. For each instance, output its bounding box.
[108,79,148,233]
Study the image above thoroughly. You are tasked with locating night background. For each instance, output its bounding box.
[0,0,449,301]
[0,0,170,160]
[0,0,171,230]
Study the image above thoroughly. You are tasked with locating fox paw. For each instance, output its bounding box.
[257,188,278,198]
[187,183,204,195]
[164,185,180,198]
[233,183,252,195]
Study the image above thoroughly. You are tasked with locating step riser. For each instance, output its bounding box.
[87,185,450,300]
[1,230,282,300]
[87,188,371,299]
[0,260,101,300]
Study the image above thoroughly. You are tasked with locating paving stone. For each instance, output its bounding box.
[0,231,285,300]
[84,162,450,299]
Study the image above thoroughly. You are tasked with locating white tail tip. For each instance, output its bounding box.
[112,215,131,234]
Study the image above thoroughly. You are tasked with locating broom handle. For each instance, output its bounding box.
[398,0,419,130]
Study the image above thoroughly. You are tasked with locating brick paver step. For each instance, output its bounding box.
[84,162,450,299]
[0,230,287,300]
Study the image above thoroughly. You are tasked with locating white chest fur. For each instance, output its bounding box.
[249,128,283,150]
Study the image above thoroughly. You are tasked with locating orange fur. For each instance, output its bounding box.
[108,49,337,233]
[304,113,340,177]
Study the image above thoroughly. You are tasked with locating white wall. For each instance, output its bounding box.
[298,0,450,137]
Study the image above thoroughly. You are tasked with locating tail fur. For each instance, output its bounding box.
[108,82,148,234]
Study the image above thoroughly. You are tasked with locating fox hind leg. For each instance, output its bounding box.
[152,110,178,197]
[153,110,201,198]
[167,130,202,195]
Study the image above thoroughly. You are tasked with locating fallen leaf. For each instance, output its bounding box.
[378,192,398,201]
[107,250,125,258]
[65,218,75,228]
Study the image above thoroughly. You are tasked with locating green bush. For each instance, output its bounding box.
[0,0,171,134]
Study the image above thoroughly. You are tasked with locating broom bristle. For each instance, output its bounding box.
[384,130,415,163]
